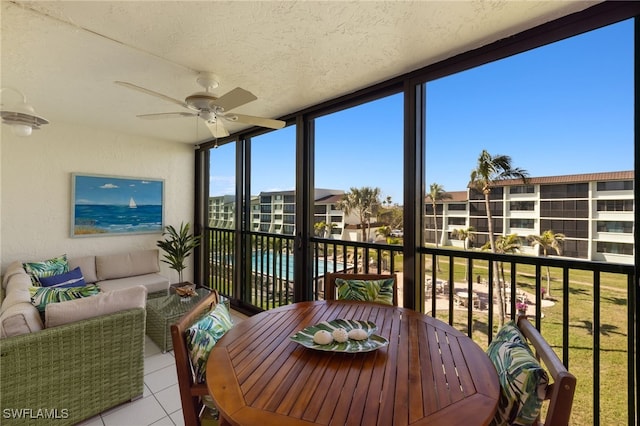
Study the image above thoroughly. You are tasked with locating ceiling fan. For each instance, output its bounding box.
[115,72,285,138]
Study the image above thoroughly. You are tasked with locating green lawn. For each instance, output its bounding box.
[428,260,630,425]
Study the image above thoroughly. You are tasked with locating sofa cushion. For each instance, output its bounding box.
[335,277,395,306]
[29,284,101,313]
[45,285,147,328]
[23,254,69,285]
[39,267,86,288]
[98,273,169,295]
[0,271,33,316]
[68,256,98,284]
[186,302,234,383]
[96,249,160,281]
[2,261,28,290]
[0,302,43,338]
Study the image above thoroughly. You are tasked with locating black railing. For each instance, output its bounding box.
[203,227,636,425]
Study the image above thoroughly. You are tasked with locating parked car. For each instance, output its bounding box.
[390,229,403,237]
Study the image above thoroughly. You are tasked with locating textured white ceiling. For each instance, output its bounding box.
[1,1,596,144]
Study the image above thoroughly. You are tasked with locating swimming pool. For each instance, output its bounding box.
[251,251,346,281]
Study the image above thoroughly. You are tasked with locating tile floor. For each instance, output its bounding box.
[76,310,249,426]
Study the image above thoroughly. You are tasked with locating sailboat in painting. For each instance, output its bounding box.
[129,197,137,209]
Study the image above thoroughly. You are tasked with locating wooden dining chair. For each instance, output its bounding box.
[517,316,576,425]
[170,290,230,426]
[324,272,398,306]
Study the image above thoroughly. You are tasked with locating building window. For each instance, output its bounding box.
[510,218,534,229]
[448,217,466,226]
[330,215,342,223]
[597,241,633,255]
[597,199,633,212]
[284,195,295,203]
[597,180,633,191]
[540,183,589,199]
[596,221,633,233]
[448,203,467,211]
[540,219,589,238]
[510,185,535,194]
[314,205,327,214]
[510,201,535,211]
[260,195,272,203]
[540,200,588,218]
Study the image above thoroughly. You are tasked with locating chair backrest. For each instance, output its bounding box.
[170,290,221,426]
[517,316,577,426]
[324,272,398,306]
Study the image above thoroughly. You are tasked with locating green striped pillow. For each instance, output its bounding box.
[23,254,69,285]
[493,320,526,344]
[29,284,101,313]
[335,278,394,306]
[487,339,549,425]
[186,303,234,383]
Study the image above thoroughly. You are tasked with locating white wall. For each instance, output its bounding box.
[1,121,195,283]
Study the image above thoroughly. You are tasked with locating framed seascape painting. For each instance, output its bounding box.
[71,173,164,237]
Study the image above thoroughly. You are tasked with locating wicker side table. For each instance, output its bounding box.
[146,286,211,352]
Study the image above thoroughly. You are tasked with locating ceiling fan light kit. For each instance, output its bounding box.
[0,87,49,137]
[115,71,285,139]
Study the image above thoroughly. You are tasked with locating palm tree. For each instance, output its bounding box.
[427,183,452,273]
[337,186,381,242]
[427,183,452,248]
[484,234,522,314]
[452,226,475,250]
[528,230,565,298]
[469,150,528,325]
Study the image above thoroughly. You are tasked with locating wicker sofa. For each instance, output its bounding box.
[0,249,168,424]
[0,306,146,425]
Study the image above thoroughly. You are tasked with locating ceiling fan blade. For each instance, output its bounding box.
[206,120,230,138]
[137,112,196,120]
[228,114,286,130]
[213,87,257,112]
[115,81,188,109]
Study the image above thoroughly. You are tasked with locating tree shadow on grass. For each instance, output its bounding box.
[601,295,628,306]
[575,320,625,337]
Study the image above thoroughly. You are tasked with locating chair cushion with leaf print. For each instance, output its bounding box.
[185,302,234,383]
[487,333,549,426]
[335,277,394,306]
[493,320,527,345]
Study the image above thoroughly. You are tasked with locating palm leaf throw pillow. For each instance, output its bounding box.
[29,284,100,313]
[487,328,549,425]
[186,302,234,383]
[335,278,394,306]
[23,254,69,285]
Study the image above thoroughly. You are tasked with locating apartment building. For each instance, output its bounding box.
[210,189,358,237]
[425,171,634,264]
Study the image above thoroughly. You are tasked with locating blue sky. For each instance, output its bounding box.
[74,175,163,205]
[211,19,633,204]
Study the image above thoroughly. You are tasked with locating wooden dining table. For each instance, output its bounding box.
[206,300,499,426]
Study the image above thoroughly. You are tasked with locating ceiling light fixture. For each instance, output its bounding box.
[0,87,49,136]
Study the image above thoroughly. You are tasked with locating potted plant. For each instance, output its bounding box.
[156,222,201,284]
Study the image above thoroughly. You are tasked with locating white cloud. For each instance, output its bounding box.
[100,183,119,189]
